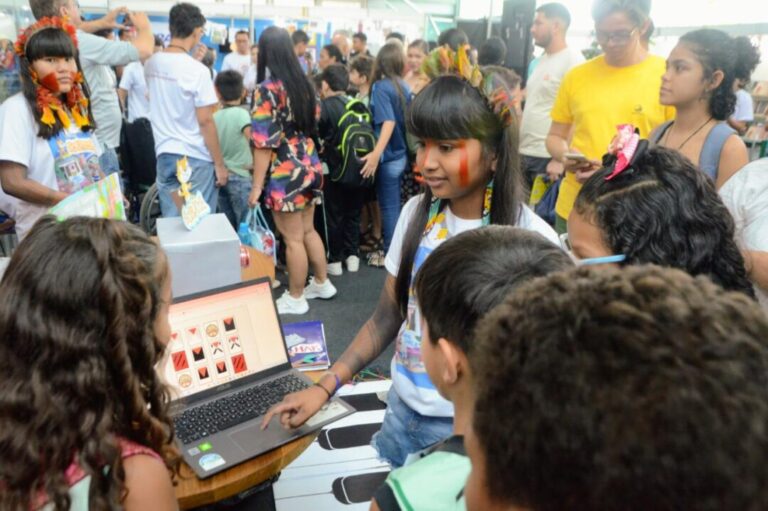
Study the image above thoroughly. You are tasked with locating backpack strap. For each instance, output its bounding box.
[699,122,736,181]
[650,121,673,145]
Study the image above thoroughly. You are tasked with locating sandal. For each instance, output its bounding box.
[367,249,385,268]
[360,232,383,254]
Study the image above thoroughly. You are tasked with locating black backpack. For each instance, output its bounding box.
[331,97,376,188]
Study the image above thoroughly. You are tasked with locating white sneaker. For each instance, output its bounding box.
[304,276,337,300]
[345,255,360,272]
[271,279,281,289]
[327,261,343,276]
[276,291,309,315]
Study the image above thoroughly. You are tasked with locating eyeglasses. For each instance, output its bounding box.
[595,28,638,45]
[559,233,627,266]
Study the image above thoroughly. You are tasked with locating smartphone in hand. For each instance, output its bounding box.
[564,152,589,163]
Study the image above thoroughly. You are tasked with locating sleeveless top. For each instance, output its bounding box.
[37,438,163,511]
[651,121,735,181]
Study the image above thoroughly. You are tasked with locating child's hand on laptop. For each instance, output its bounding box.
[261,385,329,430]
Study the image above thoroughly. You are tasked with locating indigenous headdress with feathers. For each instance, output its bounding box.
[421,44,517,127]
[15,17,90,130]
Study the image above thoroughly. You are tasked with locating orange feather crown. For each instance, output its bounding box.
[15,16,79,57]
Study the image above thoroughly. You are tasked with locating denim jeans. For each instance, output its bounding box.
[156,153,218,218]
[218,173,253,229]
[376,155,408,252]
[98,146,120,176]
[371,387,453,468]
[98,145,125,190]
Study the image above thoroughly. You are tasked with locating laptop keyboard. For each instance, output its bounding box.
[173,374,309,445]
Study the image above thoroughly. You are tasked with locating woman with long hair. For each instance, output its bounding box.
[569,144,754,297]
[0,217,179,510]
[654,29,758,187]
[0,17,101,241]
[251,26,335,315]
[404,39,429,95]
[360,42,412,265]
[263,46,558,468]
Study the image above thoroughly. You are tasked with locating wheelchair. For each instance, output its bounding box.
[138,183,161,235]
[120,117,162,235]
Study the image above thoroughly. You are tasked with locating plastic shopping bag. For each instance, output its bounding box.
[238,207,277,264]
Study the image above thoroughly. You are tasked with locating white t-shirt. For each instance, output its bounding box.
[221,52,252,77]
[732,89,754,123]
[384,195,560,416]
[520,47,585,158]
[719,158,768,309]
[0,94,103,240]
[119,61,150,123]
[145,52,218,162]
[243,65,257,92]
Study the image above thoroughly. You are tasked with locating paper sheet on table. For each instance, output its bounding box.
[48,173,126,221]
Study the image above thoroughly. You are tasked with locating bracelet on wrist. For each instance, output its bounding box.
[320,371,342,396]
[313,382,331,399]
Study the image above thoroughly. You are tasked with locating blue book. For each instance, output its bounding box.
[283,321,330,372]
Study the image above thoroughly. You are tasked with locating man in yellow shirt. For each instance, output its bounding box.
[546,0,674,233]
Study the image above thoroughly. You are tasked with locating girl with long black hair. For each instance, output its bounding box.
[263,46,558,468]
[250,26,335,315]
[0,17,101,241]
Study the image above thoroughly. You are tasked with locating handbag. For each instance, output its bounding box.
[238,207,277,264]
[534,178,561,227]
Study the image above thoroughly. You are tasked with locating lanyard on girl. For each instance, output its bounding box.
[423,180,493,237]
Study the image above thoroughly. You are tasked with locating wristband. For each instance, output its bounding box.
[313,382,331,399]
[320,371,342,396]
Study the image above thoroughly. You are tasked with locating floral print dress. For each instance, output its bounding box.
[251,78,323,212]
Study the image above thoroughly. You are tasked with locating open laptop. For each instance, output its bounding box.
[161,277,355,479]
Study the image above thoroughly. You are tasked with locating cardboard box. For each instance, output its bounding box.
[157,214,241,298]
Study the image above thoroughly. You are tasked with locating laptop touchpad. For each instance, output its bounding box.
[229,421,295,453]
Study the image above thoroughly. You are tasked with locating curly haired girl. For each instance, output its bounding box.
[0,217,179,510]
[570,144,754,297]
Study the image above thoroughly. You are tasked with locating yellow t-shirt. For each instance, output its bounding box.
[551,54,675,220]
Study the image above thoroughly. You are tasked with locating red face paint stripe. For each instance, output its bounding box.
[40,72,61,93]
[456,141,469,188]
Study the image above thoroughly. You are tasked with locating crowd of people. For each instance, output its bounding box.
[1,0,768,509]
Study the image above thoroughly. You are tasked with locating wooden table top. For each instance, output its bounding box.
[241,246,276,283]
[174,248,320,508]
[175,432,316,509]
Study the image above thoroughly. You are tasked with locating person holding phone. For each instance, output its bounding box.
[545,0,674,234]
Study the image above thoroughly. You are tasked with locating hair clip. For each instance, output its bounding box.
[604,124,648,181]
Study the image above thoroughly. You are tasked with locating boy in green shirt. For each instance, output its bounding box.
[371,227,573,511]
[213,70,254,228]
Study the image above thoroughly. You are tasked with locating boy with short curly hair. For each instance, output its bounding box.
[466,265,768,511]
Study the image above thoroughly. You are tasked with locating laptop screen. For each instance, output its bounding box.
[161,280,288,399]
